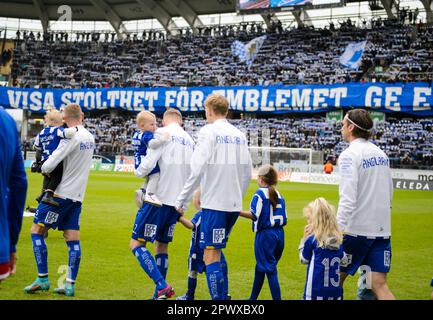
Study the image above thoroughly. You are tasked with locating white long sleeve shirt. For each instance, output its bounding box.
[176,119,253,212]
[135,123,194,207]
[41,125,95,202]
[337,138,393,237]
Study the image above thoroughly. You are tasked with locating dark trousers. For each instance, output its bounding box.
[42,161,63,192]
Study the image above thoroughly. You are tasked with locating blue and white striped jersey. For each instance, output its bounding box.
[132,130,154,170]
[34,126,69,161]
[299,235,345,300]
[250,187,287,233]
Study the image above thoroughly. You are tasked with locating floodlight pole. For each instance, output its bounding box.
[32,0,50,33]
[380,0,397,19]
[135,0,179,35]
[89,0,128,38]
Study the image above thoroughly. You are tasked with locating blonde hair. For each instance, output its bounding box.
[63,103,82,121]
[163,108,182,123]
[45,108,63,127]
[204,93,229,116]
[136,110,156,126]
[304,198,342,248]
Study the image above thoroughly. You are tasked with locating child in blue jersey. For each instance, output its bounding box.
[32,109,77,207]
[177,189,230,300]
[133,111,169,207]
[299,198,345,300]
[240,165,287,300]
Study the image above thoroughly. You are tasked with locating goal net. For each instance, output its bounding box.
[249,147,324,182]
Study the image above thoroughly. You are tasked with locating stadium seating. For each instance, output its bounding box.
[12,17,433,170]
[26,113,432,169]
[11,19,433,88]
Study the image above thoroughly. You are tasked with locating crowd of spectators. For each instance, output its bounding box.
[11,16,433,170]
[26,113,431,169]
[10,17,433,89]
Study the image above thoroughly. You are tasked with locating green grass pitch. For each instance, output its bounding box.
[1,170,432,300]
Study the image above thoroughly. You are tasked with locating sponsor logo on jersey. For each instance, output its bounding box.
[384,251,391,267]
[45,211,59,224]
[80,141,96,150]
[144,224,157,238]
[215,135,246,145]
[168,224,176,237]
[362,156,389,169]
[212,228,225,244]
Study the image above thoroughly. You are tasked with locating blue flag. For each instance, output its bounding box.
[339,41,367,70]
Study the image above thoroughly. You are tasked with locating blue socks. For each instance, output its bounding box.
[249,266,265,300]
[132,246,167,291]
[186,271,198,299]
[153,253,169,298]
[220,253,229,299]
[31,234,82,284]
[249,266,281,300]
[205,261,224,300]
[31,233,48,277]
[66,240,81,283]
[267,270,281,300]
[155,253,168,279]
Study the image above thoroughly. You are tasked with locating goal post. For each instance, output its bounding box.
[248,146,324,182]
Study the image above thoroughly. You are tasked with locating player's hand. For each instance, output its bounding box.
[9,252,17,275]
[176,206,185,216]
[303,224,313,238]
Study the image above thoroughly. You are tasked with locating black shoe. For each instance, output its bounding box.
[36,193,44,203]
[41,194,60,207]
[26,206,37,213]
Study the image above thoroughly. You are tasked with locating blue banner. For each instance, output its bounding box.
[1,83,432,115]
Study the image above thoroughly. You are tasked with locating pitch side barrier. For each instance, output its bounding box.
[24,153,433,191]
[285,169,433,191]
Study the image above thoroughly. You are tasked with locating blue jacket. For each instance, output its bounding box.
[0,107,27,264]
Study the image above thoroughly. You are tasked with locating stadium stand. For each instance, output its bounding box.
[26,113,433,170]
[11,18,433,89]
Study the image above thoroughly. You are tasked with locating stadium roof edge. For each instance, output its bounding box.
[0,0,372,23]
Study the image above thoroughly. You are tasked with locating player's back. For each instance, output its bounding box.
[301,235,344,300]
[339,138,393,236]
[199,119,251,212]
[251,188,287,232]
[155,123,194,206]
[55,126,95,202]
